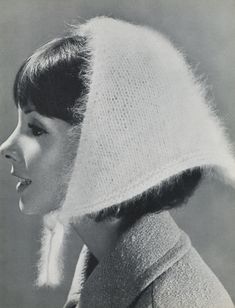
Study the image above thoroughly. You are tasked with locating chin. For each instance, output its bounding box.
[19,199,36,215]
[19,199,46,216]
[19,197,61,216]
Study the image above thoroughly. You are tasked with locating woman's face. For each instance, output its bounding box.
[0,105,78,215]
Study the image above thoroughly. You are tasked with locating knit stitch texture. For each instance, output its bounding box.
[59,16,235,221]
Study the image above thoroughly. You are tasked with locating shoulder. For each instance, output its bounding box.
[132,246,234,308]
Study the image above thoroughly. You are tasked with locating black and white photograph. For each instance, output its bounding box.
[0,1,235,307]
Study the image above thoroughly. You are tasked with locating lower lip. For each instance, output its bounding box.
[16,181,32,193]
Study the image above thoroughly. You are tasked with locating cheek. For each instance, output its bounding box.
[21,138,44,170]
[20,133,78,215]
[20,146,68,215]
[20,162,69,215]
[28,139,62,175]
[38,147,73,210]
[36,147,68,195]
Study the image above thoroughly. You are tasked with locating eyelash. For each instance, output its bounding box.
[28,123,47,137]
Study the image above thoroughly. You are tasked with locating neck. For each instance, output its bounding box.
[71,215,123,261]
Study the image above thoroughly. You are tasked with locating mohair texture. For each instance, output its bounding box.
[63,211,234,308]
[59,16,235,221]
[38,16,235,294]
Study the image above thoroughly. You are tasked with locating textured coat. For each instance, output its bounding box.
[64,211,234,308]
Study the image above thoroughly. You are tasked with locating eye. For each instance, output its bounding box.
[28,123,47,137]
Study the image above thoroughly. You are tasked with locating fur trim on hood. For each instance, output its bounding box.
[38,16,235,287]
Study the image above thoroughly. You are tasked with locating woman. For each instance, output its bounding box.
[0,16,235,307]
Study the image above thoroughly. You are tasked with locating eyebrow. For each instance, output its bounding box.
[25,109,33,114]
[30,116,47,129]
[23,107,35,114]
[22,102,35,114]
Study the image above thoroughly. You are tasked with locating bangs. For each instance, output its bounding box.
[13,35,90,124]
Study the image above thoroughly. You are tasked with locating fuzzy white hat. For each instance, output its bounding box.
[38,16,235,287]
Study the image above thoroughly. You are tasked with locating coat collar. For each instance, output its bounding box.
[64,211,191,308]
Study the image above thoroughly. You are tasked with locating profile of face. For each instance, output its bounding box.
[0,105,79,215]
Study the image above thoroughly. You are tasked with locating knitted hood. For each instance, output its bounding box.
[38,16,235,287]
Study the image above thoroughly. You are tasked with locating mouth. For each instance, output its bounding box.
[11,171,32,193]
[16,178,32,193]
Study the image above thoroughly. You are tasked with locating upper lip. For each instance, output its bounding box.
[11,170,31,182]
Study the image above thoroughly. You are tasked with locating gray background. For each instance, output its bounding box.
[0,0,235,307]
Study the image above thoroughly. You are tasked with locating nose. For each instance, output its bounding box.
[0,130,20,162]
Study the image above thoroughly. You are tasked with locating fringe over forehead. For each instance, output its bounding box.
[13,35,91,125]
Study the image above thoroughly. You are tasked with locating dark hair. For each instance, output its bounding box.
[90,167,204,223]
[13,34,90,125]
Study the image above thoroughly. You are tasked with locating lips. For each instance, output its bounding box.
[11,170,32,193]
[16,179,32,193]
